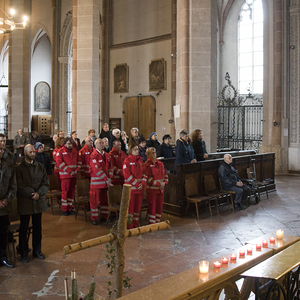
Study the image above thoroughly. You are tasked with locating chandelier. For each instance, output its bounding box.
[0,8,27,34]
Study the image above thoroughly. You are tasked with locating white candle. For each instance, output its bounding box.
[276,229,284,240]
[64,276,68,300]
[199,261,209,274]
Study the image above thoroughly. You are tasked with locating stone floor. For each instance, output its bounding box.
[0,175,299,299]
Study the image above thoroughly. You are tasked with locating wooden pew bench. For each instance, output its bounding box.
[118,234,299,300]
[242,240,300,300]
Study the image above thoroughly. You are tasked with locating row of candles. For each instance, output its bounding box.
[199,230,284,274]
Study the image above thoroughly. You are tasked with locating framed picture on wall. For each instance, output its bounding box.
[34,81,51,112]
[114,63,129,93]
[149,58,166,91]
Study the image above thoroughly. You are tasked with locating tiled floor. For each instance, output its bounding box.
[0,175,299,299]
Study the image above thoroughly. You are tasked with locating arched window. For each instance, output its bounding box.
[238,0,263,95]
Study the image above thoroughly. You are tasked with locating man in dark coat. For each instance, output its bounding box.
[174,130,196,173]
[157,134,175,158]
[16,144,50,263]
[35,142,52,175]
[0,134,17,268]
[218,154,250,211]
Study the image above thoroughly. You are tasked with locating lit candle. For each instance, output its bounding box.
[239,250,245,257]
[214,261,221,268]
[262,240,268,247]
[64,276,69,300]
[222,257,229,264]
[276,229,284,240]
[230,254,237,261]
[247,247,253,254]
[256,243,261,250]
[199,260,209,274]
[270,237,275,243]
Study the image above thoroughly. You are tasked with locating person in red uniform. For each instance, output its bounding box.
[108,140,127,185]
[89,138,112,225]
[123,145,146,229]
[144,147,168,224]
[56,137,79,216]
[78,136,94,180]
[52,137,65,203]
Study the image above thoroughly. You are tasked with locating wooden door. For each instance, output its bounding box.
[124,96,155,139]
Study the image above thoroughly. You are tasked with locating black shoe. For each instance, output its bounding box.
[63,211,68,216]
[21,256,29,263]
[92,221,98,225]
[69,210,76,216]
[234,205,242,211]
[33,252,46,259]
[240,204,247,210]
[0,259,14,268]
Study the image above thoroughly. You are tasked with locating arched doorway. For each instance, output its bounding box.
[124,96,156,139]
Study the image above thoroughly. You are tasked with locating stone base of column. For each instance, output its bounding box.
[260,145,288,174]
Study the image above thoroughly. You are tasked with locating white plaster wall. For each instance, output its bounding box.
[31,37,52,116]
[109,40,172,140]
[112,0,171,44]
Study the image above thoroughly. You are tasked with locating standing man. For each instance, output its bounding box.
[174,130,196,173]
[78,136,94,180]
[0,133,17,268]
[13,129,25,149]
[56,137,79,216]
[108,140,127,185]
[16,144,50,263]
[89,139,112,225]
[218,154,250,211]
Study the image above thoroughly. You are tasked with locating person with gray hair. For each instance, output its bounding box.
[109,128,126,152]
[218,154,250,211]
[174,130,196,173]
[128,127,139,148]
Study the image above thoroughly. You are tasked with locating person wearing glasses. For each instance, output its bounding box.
[123,145,146,228]
[143,147,168,224]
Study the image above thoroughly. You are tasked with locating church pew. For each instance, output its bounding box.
[162,153,276,216]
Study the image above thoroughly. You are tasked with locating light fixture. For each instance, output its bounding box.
[0,7,27,34]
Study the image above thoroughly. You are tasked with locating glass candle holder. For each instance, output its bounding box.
[276,229,284,240]
[270,237,275,243]
[214,261,221,268]
[222,257,229,264]
[199,260,209,274]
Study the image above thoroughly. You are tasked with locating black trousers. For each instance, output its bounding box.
[0,214,9,260]
[19,213,42,256]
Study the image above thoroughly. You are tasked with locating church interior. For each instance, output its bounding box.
[0,0,300,299]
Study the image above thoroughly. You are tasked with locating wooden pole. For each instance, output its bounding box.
[113,184,131,299]
[63,221,171,255]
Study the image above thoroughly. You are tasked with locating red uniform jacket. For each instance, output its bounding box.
[55,146,79,179]
[89,149,110,190]
[143,158,168,194]
[109,148,127,184]
[78,144,94,178]
[123,155,146,194]
[52,146,63,175]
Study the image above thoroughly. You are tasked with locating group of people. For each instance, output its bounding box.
[1,134,49,268]
[52,134,169,229]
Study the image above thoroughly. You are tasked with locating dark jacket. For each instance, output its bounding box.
[30,134,42,146]
[139,146,147,162]
[99,129,112,140]
[175,138,195,167]
[35,152,52,175]
[218,161,241,189]
[157,143,175,158]
[16,157,50,215]
[72,138,81,151]
[0,149,17,216]
[146,139,160,151]
[191,139,207,161]
[109,135,126,153]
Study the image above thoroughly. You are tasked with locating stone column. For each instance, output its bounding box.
[51,0,60,135]
[288,1,300,171]
[8,0,31,138]
[73,0,100,139]
[100,0,110,128]
[176,0,218,151]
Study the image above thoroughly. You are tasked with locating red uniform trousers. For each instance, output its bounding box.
[146,191,164,224]
[128,192,143,229]
[54,171,61,202]
[60,177,77,212]
[89,188,109,221]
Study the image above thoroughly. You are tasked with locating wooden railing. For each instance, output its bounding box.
[118,234,299,300]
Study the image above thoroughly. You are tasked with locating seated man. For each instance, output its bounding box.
[218,154,250,211]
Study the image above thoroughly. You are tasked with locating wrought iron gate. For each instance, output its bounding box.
[217,73,263,152]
